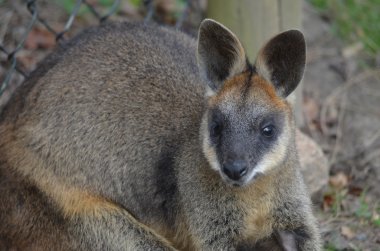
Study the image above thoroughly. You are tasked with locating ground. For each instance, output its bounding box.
[303,3,380,250]
[0,1,379,250]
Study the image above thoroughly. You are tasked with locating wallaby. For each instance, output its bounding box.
[0,19,321,250]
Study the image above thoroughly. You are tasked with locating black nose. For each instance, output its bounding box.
[222,159,247,181]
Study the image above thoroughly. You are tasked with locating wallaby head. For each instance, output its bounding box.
[197,19,306,187]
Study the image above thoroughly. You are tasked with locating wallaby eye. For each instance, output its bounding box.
[261,125,275,138]
[210,121,223,138]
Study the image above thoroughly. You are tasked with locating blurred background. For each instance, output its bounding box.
[0,0,379,250]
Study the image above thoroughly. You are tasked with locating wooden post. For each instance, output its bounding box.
[207,0,304,127]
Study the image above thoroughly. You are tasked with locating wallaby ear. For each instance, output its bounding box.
[255,30,306,98]
[276,231,298,251]
[246,230,298,251]
[197,19,247,93]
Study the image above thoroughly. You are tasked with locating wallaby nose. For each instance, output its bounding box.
[222,159,247,181]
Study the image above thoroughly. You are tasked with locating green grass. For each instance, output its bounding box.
[53,0,86,15]
[53,0,187,21]
[354,190,372,219]
[374,216,380,227]
[323,187,347,217]
[53,0,119,16]
[129,0,143,7]
[308,0,380,56]
[372,205,380,228]
[324,243,339,251]
[352,190,380,228]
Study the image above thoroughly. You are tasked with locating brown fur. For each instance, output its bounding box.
[211,73,288,109]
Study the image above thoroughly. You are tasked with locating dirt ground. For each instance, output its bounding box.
[0,1,379,250]
[303,3,380,250]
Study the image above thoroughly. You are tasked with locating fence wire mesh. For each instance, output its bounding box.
[0,0,199,110]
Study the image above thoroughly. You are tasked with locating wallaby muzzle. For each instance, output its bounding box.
[222,158,248,181]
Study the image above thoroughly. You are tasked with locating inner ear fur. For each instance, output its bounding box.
[197,19,247,92]
[255,30,306,98]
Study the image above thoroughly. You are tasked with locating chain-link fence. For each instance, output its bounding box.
[0,0,203,110]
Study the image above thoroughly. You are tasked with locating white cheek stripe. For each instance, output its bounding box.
[246,128,290,183]
[205,86,215,97]
[202,134,220,171]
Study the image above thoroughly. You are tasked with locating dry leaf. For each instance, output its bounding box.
[348,186,363,196]
[340,226,355,240]
[323,194,334,211]
[372,210,379,222]
[25,27,56,50]
[342,42,363,58]
[156,0,176,13]
[329,172,349,189]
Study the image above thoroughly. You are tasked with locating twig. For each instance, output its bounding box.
[329,90,347,166]
[359,138,380,167]
[333,127,380,166]
[306,47,340,64]
[342,104,380,117]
